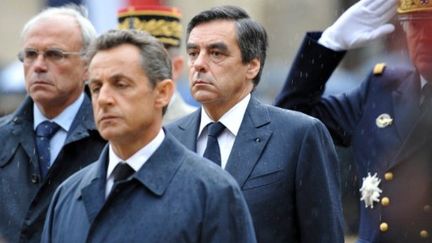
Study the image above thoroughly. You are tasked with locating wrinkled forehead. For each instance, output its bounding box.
[22,15,83,48]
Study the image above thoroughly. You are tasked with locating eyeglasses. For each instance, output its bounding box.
[18,48,82,64]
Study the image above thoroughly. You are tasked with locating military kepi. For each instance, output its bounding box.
[118,1,182,48]
[398,0,432,14]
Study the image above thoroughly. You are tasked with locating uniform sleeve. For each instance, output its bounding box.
[274,32,369,146]
[201,177,257,243]
[295,119,345,243]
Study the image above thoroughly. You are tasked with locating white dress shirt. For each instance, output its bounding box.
[105,129,165,197]
[33,93,84,166]
[197,94,251,169]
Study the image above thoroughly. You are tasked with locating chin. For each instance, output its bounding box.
[416,63,432,80]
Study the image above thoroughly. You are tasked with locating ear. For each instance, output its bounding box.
[245,58,261,81]
[171,55,184,83]
[154,79,175,109]
[82,67,89,83]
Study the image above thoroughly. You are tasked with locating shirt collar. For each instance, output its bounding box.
[421,75,428,89]
[198,94,251,138]
[107,129,165,179]
[33,92,84,132]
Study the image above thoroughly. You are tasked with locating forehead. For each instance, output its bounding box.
[89,44,145,77]
[187,20,238,47]
[23,15,83,49]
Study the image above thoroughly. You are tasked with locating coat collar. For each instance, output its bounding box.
[0,94,99,168]
[80,132,186,222]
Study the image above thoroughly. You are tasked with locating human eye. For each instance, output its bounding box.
[113,76,131,90]
[89,82,101,94]
[209,50,226,62]
[23,49,39,61]
[187,49,199,60]
[45,49,65,61]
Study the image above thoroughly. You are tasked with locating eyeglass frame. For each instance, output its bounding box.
[17,48,83,64]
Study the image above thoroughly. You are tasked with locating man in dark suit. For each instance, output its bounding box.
[274,0,431,242]
[166,5,344,243]
[0,6,106,243]
[41,29,256,243]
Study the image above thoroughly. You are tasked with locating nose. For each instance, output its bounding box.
[191,52,208,73]
[96,85,115,107]
[31,54,48,73]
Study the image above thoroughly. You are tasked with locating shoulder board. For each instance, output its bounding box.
[373,63,386,75]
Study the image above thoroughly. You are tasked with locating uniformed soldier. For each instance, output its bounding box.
[117,1,196,124]
[274,0,431,242]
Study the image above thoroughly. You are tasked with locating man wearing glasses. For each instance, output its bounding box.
[0,6,106,243]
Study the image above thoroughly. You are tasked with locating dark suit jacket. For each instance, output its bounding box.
[41,133,256,243]
[166,96,344,243]
[0,95,106,243]
[274,32,432,243]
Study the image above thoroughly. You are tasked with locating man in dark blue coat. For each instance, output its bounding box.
[166,5,344,243]
[41,29,256,243]
[0,6,105,243]
[274,0,431,242]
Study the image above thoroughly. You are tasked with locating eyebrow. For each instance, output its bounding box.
[186,42,229,52]
[208,42,228,52]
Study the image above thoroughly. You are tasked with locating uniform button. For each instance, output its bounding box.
[420,230,429,238]
[384,172,393,181]
[31,174,39,184]
[424,205,431,213]
[381,197,390,206]
[380,222,389,232]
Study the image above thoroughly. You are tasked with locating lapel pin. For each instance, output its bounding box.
[376,113,393,128]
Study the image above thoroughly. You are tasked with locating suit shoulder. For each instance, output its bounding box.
[266,104,322,125]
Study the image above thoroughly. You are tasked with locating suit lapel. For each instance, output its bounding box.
[392,71,421,141]
[172,109,201,151]
[225,98,272,187]
[80,147,109,223]
[391,100,432,167]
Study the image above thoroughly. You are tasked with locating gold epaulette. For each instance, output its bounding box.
[373,63,386,76]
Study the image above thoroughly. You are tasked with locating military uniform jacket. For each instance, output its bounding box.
[0,95,106,243]
[41,133,256,243]
[166,96,345,243]
[274,32,432,243]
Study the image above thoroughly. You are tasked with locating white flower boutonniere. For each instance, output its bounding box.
[359,172,382,208]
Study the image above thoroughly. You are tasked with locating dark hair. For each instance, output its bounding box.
[186,5,268,86]
[86,29,172,114]
[86,29,172,87]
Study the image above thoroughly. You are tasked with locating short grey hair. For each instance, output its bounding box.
[21,4,97,53]
[86,29,172,87]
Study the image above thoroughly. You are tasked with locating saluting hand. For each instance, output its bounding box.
[319,0,398,51]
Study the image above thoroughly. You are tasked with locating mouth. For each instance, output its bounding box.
[193,79,210,85]
[99,115,120,123]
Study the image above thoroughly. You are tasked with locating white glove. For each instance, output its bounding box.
[319,0,398,51]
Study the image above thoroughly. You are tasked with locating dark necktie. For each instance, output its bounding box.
[203,122,225,166]
[112,162,135,183]
[109,162,135,197]
[35,121,60,178]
